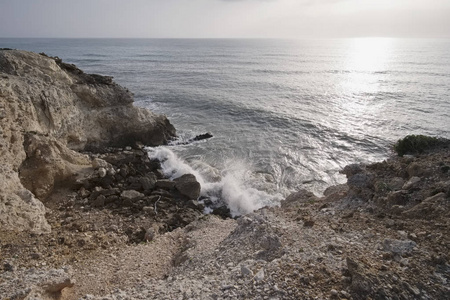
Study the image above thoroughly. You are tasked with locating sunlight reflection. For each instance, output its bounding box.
[340,37,393,95]
[347,37,392,71]
[336,38,394,138]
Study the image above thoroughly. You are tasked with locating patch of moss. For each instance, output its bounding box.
[393,135,445,156]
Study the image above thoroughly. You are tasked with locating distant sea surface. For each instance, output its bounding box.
[2,38,449,214]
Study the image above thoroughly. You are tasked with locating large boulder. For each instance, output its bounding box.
[0,49,176,233]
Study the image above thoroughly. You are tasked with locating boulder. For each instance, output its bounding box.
[282,189,318,208]
[174,174,201,200]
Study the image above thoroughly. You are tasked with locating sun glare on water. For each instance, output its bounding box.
[335,38,394,137]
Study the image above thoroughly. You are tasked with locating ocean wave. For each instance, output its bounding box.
[147,147,283,216]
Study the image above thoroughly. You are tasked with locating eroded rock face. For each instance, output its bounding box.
[0,49,176,233]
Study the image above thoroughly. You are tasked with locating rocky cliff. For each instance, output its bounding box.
[0,49,175,233]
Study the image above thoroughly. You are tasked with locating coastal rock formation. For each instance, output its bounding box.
[0,49,176,233]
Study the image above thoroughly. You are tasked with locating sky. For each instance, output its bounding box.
[0,0,449,39]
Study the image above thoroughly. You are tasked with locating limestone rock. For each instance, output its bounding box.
[0,49,176,233]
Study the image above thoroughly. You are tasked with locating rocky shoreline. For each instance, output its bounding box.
[1,50,449,300]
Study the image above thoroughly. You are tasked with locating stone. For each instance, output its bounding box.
[241,265,254,276]
[98,167,107,178]
[92,195,106,208]
[155,179,176,189]
[303,217,315,227]
[186,200,204,211]
[92,158,109,169]
[282,189,318,207]
[386,191,408,206]
[407,162,423,177]
[140,174,157,191]
[255,269,265,282]
[388,177,405,191]
[402,192,446,218]
[174,174,201,200]
[382,239,416,256]
[212,205,232,219]
[121,190,144,200]
[402,176,421,190]
[341,164,364,178]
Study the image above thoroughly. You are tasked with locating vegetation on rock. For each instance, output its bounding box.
[393,134,448,156]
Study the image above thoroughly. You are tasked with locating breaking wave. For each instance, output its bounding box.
[147,146,283,216]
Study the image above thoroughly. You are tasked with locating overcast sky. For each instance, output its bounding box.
[0,0,449,38]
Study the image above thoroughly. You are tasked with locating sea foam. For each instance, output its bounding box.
[147,146,283,216]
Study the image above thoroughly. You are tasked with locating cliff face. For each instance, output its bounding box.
[0,49,176,233]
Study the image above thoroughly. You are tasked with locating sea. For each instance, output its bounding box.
[1,38,449,215]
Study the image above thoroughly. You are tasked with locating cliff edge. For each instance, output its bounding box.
[0,49,176,233]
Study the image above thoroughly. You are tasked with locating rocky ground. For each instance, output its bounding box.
[1,143,449,300]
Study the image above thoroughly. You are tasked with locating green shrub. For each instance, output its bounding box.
[393,135,444,156]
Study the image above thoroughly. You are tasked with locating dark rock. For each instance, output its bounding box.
[303,217,315,227]
[140,174,157,191]
[282,189,318,207]
[192,132,213,142]
[186,200,205,211]
[4,261,14,271]
[213,205,232,219]
[169,209,202,229]
[155,179,176,189]
[341,164,364,178]
[105,195,120,204]
[386,191,408,206]
[92,195,106,208]
[174,174,201,200]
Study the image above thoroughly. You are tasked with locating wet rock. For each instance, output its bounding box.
[174,174,201,200]
[192,132,213,142]
[186,200,204,211]
[212,205,232,219]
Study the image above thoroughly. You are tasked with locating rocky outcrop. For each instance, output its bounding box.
[0,49,176,233]
[1,142,449,299]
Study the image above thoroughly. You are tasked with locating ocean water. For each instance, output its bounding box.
[2,38,450,215]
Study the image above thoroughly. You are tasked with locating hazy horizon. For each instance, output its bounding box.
[1,0,449,39]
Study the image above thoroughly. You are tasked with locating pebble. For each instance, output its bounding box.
[241,265,253,277]
[255,269,265,282]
